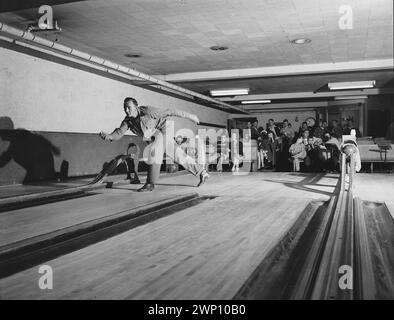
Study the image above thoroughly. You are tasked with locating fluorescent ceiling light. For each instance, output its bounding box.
[334,95,368,100]
[210,88,249,96]
[241,100,271,104]
[328,81,376,90]
[291,38,311,44]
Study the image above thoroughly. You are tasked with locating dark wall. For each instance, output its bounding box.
[0,127,146,185]
[366,95,394,138]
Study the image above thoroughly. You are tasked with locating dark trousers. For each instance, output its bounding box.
[125,157,139,179]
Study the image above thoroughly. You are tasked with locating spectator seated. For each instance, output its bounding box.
[289,137,307,172]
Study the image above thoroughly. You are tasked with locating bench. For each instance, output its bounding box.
[358,139,394,172]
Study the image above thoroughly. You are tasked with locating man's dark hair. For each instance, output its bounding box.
[124,97,138,107]
[128,142,137,147]
[269,119,274,122]
[283,119,288,123]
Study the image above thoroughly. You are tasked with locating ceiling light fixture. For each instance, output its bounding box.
[241,100,271,104]
[210,45,228,51]
[328,81,376,90]
[291,38,311,44]
[125,53,141,58]
[334,95,368,100]
[210,88,249,96]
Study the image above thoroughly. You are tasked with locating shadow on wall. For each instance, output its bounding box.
[0,116,61,184]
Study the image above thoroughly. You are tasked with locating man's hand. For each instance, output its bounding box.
[189,114,199,124]
[99,131,111,141]
[143,128,157,141]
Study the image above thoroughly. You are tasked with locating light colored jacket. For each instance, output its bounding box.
[108,106,196,141]
[281,126,295,140]
[289,142,306,159]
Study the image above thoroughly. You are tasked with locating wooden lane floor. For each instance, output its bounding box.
[0,172,338,248]
[0,183,76,200]
[0,173,193,247]
[353,173,394,219]
[0,172,338,299]
[353,173,394,299]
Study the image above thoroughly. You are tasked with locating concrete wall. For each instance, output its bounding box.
[0,44,228,185]
[0,128,147,185]
[0,45,228,134]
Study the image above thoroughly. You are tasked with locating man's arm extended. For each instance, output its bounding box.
[159,108,199,124]
[99,119,128,141]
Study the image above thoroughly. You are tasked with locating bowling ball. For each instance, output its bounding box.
[342,144,357,157]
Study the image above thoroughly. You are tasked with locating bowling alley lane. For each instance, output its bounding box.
[0,172,338,299]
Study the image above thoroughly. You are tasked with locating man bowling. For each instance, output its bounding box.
[99,97,210,192]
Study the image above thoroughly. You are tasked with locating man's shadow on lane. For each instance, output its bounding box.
[261,172,341,197]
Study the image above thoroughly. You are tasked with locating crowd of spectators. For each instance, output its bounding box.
[205,117,362,173]
[286,118,361,172]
